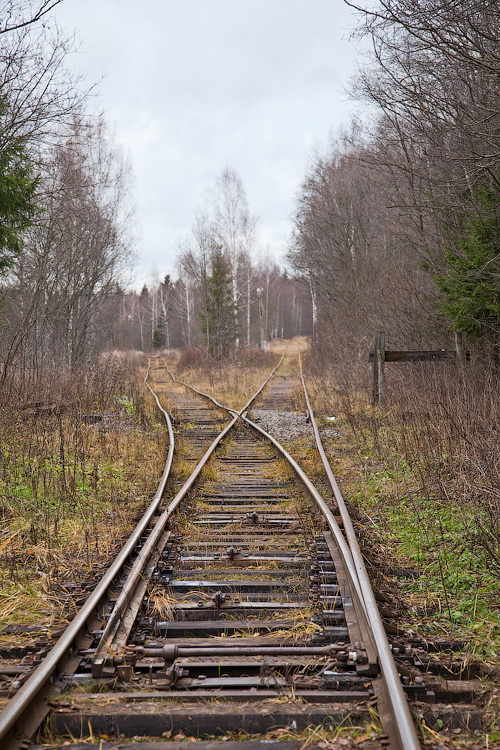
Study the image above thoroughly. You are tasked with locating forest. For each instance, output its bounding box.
[113,168,311,360]
[1,1,499,392]
[0,0,500,675]
[288,0,500,375]
[0,0,311,393]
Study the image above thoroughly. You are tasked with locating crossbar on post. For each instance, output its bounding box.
[369,334,470,407]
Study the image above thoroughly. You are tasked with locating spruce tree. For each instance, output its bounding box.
[0,98,38,273]
[200,247,238,361]
[434,182,500,338]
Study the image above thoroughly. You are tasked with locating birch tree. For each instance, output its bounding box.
[211,168,256,347]
[1,117,134,381]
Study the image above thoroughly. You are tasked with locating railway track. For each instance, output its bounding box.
[0,353,486,749]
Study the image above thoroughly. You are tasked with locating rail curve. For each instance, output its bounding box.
[0,352,430,750]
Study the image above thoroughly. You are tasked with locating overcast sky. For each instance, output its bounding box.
[53,0,365,288]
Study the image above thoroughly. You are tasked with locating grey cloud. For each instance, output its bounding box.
[54,0,363,286]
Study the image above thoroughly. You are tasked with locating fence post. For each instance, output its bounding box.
[455,331,467,374]
[372,332,386,408]
[371,333,379,405]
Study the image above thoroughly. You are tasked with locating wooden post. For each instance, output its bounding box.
[369,336,469,406]
[455,331,467,374]
[371,333,379,405]
[372,332,386,408]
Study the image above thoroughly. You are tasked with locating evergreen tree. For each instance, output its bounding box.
[152,317,165,348]
[0,98,38,273]
[200,247,238,361]
[434,182,500,338]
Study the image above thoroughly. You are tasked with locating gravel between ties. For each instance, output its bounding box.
[251,409,337,443]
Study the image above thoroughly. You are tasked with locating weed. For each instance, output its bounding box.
[0,355,166,637]
[307,367,500,660]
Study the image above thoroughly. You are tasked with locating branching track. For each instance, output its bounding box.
[0,354,485,750]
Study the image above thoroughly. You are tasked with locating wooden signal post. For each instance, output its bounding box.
[369,333,468,407]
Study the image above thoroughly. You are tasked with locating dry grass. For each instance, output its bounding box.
[0,357,166,640]
[305,362,500,661]
[147,587,177,620]
[167,352,282,411]
[173,457,199,482]
[267,336,309,355]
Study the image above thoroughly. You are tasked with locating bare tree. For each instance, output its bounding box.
[346,0,500,350]
[211,168,256,348]
[288,127,440,368]
[0,1,64,34]
[1,117,135,385]
[0,21,88,153]
[349,0,500,215]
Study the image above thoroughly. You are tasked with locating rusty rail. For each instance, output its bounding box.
[164,353,422,750]
[298,350,421,750]
[0,355,285,749]
[91,352,284,675]
[0,361,175,749]
[0,352,422,750]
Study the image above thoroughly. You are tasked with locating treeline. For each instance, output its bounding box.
[0,3,311,399]
[0,2,134,398]
[288,0,500,371]
[113,263,309,358]
[112,169,311,359]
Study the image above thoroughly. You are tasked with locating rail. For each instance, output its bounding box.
[298,351,421,750]
[162,349,285,415]
[0,352,421,750]
[164,352,422,750]
[92,352,284,674]
[0,361,175,748]
[0,354,286,749]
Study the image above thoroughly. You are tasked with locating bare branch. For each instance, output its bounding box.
[0,1,64,34]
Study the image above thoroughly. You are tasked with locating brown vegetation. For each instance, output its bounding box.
[289,0,500,377]
[171,346,281,410]
[307,362,500,658]
[0,355,165,637]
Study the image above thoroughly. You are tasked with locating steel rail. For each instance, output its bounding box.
[162,349,285,415]
[1,354,285,744]
[0,361,175,749]
[133,644,342,657]
[297,352,421,750]
[92,352,285,671]
[167,354,421,750]
[91,359,180,669]
[163,361,238,416]
[0,353,421,750]
[238,415,369,637]
[164,357,367,624]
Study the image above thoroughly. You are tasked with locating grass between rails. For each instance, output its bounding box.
[306,371,500,666]
[169,346,281,411]
[0,356,166,637]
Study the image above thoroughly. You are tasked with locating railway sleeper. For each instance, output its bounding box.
[178,555,310,564]
[50,703,373,739]
[172,568,317,579]
[166,579,310,593]
[178,556,310,568]
[16,368,472,749]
